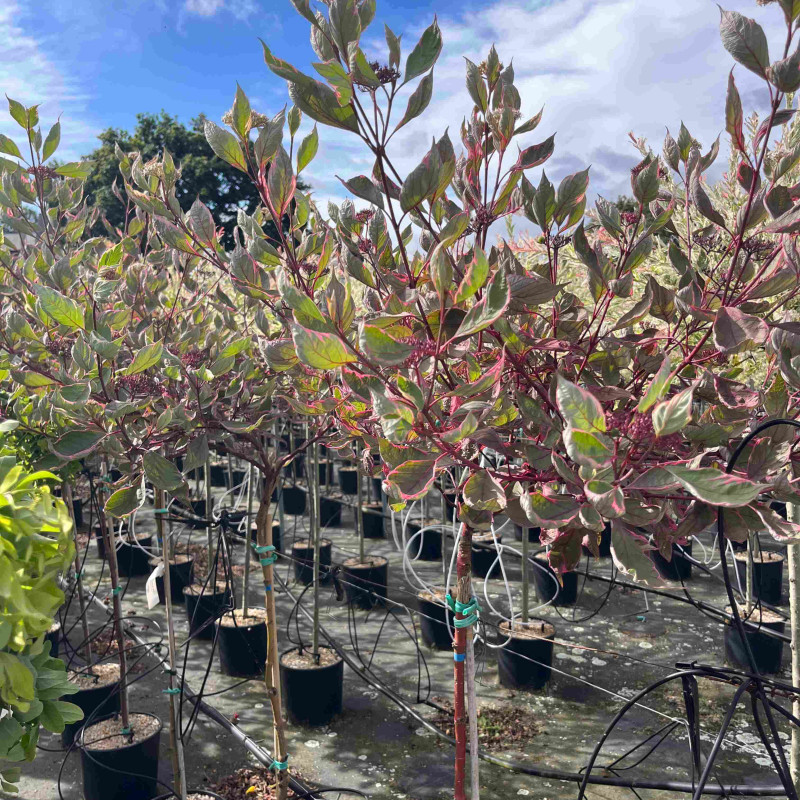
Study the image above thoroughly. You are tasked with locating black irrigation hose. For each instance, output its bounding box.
[276,572,788,796]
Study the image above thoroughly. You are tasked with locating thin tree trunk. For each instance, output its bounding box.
[521,522,530,625]
[98,466,129,727]
[789,502,800,791]
[311,442,321,659]
[453,525,473,800]
[746,532,754,614]
[356,444,364,564]
[62,481,92,668]
[465,634,480,800]
[156,487,187,800]
[255,480,288,800]
[205,455,214,580]
[242,462,254,618]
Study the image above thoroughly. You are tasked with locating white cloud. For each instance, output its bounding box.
[183,0,262,22]
[300,0,784,211]
[0,0,97,162]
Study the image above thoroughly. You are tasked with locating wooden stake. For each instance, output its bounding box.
[63,480,93,668]
[789,502,799,791]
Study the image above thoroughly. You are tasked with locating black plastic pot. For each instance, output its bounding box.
[472,534,502,579]
[116,535,153,577]
[292,539,332,585]
[362,503,385,539]
[94,523,128,560]
[582,523,612,558]
[532,554,577,606]
[338,466,359,495]
[342,557,388,608]
[418,592,453,649]
[442,492,458,521]
[734,552,784,605]
[651,542,693,582]
[72,498,83,528]
[319,496,342,528]
[217,612,267,677]
[513,524,541,544]
[371,477,383,502]
[497,621,554,690]
[280,647,344,726]
[149,556,194,604]
[407,522,441,561]
[724,610,785,674]
[45,621,61,658]
[317,460,332,485]
[209,463,226,487]
[62,673,121,746]
[282,485,306,516]
[154,791,223,800]
[183,584,232,640]
[771,500,788,521]
[225,468,246,489]
[245,521,282,552]
[79,712,161,800]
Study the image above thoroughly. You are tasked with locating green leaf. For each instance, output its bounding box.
[204,121,247,172]
[515,134,555,171]
[183,435,209,474]
[521,491,581,528]
[610,521,662,586]
[666,466,767,507]
[296,125,319,173]
[291,324,358,369]
[35,286,84,329]
[339,174,384,209]
[125,342,163,375]
[287,78,359,132]
[564,428,613,469]
[53,162,92,179]
[454,268,510,338]
[359,324,413,365]
[395,73,433,132]
[51,431,104,459]
[637,355,672,412]
[463,470,506,512]
[312,60,353,106]
[231,83,251,137]
[652,386,694,437]
[556,375,605,431]
[387,459,437,500]
[404,18,442,83]
[142,451,184,492]
[584,480,625,518]
[105,486,142,518]
[719,9,770,78]
[454,247,489,303]
[0,134,21,159]
[267,145,295,215]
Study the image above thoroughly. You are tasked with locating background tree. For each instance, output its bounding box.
[83,112,264,247]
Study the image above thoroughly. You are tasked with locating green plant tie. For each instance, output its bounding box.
[120,727,132,735]
[162,687,180,695]
[271,757,288,771]
[153,508,169,514]
[74,571,83,580]
[252,543,277,566]
[445,593,480,628]
[112,586,123,596]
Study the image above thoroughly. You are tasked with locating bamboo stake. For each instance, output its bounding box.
[521,521,530,625]
[453,524,473,800]
[746,532,754,615]
[789,502,800,791]
[62,480,92,668]
[205,455,214,580]
[356,444,364,564]
[98,464,129,728]
[156,486,187,800]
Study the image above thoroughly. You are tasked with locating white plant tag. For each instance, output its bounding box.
[145,563,164,609]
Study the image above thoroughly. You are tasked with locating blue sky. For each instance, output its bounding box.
[1,0,781,213]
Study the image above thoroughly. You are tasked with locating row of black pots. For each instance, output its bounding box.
[733,551,784,605]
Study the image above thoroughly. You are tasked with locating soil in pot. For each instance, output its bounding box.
[319,496,342,528]
[183,582,233,640]
[582,523,611,558]
[497,620,555,690]
[280,647,343,726]
[407,522,442,561]
[417,588,453,650]
[217,608,267,677]
[362,502,385,538]
[650,541,693,582]
[281,485,306,515]
[80,712,161,800]
[148,555,194,605]
[472,532,502,579]
[45,620,61,658]
[338,466,358,495]
[724,605,786,674]
[342,556,388,608]
[733,551,784,606]
[513,524,541,544]
[63,663,121,746]
[292,539,332,585]
[115,533,153,577]
[532,553,577,606]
